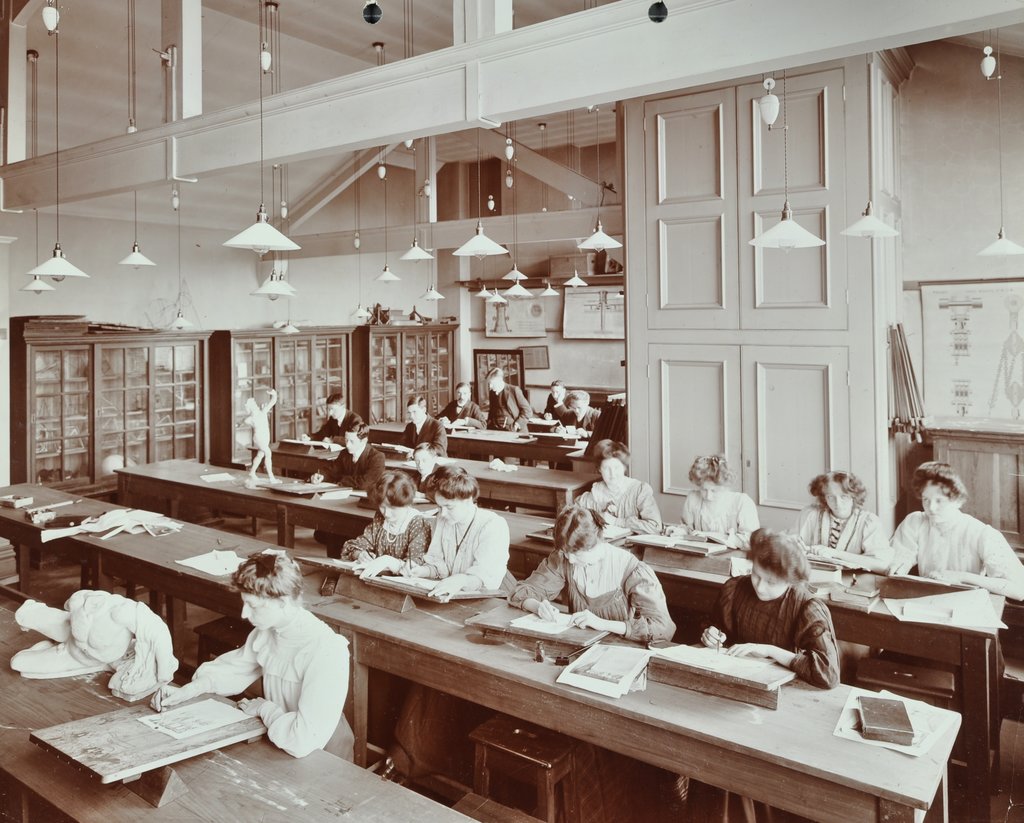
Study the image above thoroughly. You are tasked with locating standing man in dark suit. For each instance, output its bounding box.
[403,395,448,456]
[438,382,486,430]
[303,393,360,444]
[486,367,533,432]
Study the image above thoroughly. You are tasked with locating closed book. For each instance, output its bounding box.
[857,696,915,745]
[0,495,34,509]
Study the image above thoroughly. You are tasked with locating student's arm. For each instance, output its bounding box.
[191,631,263,697]
[888,512,924,575]
[826,511,892,573]
[732,494,760,549]
[340,517,381,562]
[788,599,841,688]
[512,387,533,429]
[257,632,350,758]
[622,482,663,535]
[962,525,1024,600]
[403,422,418,451]
[509,549,567,611]
[621,561,676,643]
[410,521,451,580]
[458,515,511,591]
[463,402,486,429]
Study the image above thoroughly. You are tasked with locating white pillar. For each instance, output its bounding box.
[453,0,512,44]
[5,22,27,163]
[161,0,202,121]
[0,235,16,486]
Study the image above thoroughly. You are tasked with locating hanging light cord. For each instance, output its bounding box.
[133,191,139,244]
[511,123,518,262]
[593,105,602,213]
[54,26,60,243]
[257,0,265,207]
[383,175,388,264]
[996,33,1006,227]
[177,189,183,298]
[127,0,137,129]
[782,69,789,204]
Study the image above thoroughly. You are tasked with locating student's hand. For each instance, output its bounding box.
[429,576,466,602]
[664,524,690,538]
[300,433,311,443]
[310,472,324,485]
[927,569,965,585]
[554,424,567,433]
[358,555,404,579]
[569,610,606,631]
[725,643,773,659]
[811,544,837,557]
[439,416,451,427]
[151,680,203,712]
[701,626,727,650]
[238,697,268,718]
[537,600,560,622]
[353,549,374,564]
[544,412,553,420]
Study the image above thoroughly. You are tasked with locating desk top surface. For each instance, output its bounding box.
[0,605,472,823]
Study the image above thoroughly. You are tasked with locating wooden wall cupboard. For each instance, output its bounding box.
[351,325,456,424]
[9,320,210,492]
[209,328,352,467]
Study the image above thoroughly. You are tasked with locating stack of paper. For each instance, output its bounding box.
[175,550,247,576]
[833,687,959,756]
[556,644,652,698]
[883,587,1006,630]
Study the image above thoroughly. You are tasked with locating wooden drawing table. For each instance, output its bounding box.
[0,604,475,823]
[649,559,1003,820]
[311,595,957,823]
[370,424,586,465]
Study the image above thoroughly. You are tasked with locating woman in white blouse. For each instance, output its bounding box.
[891,461,1024,600]
[575,440,662,535]
[674,454,758,549]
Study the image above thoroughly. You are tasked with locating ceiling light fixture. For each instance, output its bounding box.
[565,269,589,288]
[170,191,195,329]
[979,36,1024,256]
[363,0,382,25]
[502,123,531,299]
[376,165,400,281]
[749,70,825,250]
[28,17,88,283]
[41,0,59,34]
[401,139,434,262]
[352,172,371,321]
[648,1,668,23]
[758,77,780,128]
[224,0,300,257]
[252,269,296,300]
[841,200,898,239]
[538,281,559,297]
[119,191,156,268]
[981,46,996,79]
[126,0,139,133]
[578,105,622,252]
[454,130,508,258]
[23,210,54,293]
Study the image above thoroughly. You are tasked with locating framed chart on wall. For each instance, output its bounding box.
[472,349,526,407]
[484,297,547,338]
[563,286,625,339]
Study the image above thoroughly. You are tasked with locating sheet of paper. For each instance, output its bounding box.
[509,612,572,635]
[200,472,235,483]
[298,556,359,572]
[318,489,352,500]
[654,644,786,680]
[883,587,1006,630]
[833,687,959,757]
[175,550,247,576]
[557,644,652,698]
[138,699,249,740]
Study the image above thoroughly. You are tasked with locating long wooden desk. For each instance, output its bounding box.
[0,603,474,823]
[370,423,586,465]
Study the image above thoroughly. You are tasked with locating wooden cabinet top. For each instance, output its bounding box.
[924,415,1024,443]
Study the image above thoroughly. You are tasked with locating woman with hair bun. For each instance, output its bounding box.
[675,454,758,549]
[575,439,662,534]
[793,470,891,572]
[890,461,1024,599]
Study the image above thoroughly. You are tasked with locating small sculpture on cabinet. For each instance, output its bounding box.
[12,591,178,701]
[243,387,279,486]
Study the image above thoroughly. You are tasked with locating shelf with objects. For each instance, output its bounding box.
[209,327,353,467]
[10,316,210,496]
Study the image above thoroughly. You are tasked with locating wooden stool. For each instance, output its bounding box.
[194,616,251,664]
[469,715,579,823]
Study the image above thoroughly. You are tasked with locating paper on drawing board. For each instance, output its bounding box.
[654,644,792,683]
[509,612,573,635]
[200,472,235,483]
[175,550,247,576]
[556,644,652,698]
[833,687,959,756]
[883,587,1006,630]
[138,698,250,740]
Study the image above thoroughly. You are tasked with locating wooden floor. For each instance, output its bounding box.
[4,521,1023,823]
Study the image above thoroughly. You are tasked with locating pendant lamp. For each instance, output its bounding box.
[565,270,589,288]
[401,140,434,262]
[23,211,55,293]
[579,105,623,252]
[841,201,898,239]
[420,284,444,301]
[28,26,88,282]
[252,269,296,299]
[502,123,531,299]
[749,71,824,251]
[978,38,1024,257]
[487,290,508,304]
[352,172,372,321]
[474,280,492,299]
[538,281,559,297]
[224,0,299,256]
[170,193,196,329]
[454,131,507,258]
[376,170,400,281]
[119,191,156,268]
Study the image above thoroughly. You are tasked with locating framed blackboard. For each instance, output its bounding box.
[473,349,526,407]
[520,345,550,370]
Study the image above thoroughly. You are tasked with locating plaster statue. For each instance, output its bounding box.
[244,387,279,486]
[12,591,178,702]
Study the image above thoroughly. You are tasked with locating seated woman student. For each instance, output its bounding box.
[362,465,514,598]
[674,454,758,549]
[891,461,1024,600]
[302,393,360,444]
[152,550,353,759]
[703,529,840,689]
[575,440,662,534]
[402,394,447,456]
[543,379,568,420]
[794,470,892,573]
[510,504,675,642]
[437,382,486,429]
[557,390,601,437]
[339,471,432,569]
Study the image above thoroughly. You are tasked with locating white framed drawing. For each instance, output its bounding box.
[484,297,547,338]
[562,286,625,340]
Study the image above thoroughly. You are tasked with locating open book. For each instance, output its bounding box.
[376,443,414,456]
[527,523,633,544]
[627,533,729,556]
[556,644,652,698]
[281,438,342,452]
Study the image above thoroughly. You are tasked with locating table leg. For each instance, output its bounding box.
[352,637,369,767]
[15,542,28,593]
[165,596,186,658]
[877,798,916,822]
[277,506,294,548]
[960,634,993,818]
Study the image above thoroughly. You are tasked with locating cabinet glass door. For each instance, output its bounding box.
[429,331,452,414]
[370,332,400,423]
[313,336,348,435]
[155,344,201,462]
[32,347,91,484]
[98,345,151,476]
[276,338,314,442]
[232,340,274,463]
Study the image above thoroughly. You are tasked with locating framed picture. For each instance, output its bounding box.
[520,345,550,370]
[473,348,525,407]
[562,286,625,339]
[484,297,547,338]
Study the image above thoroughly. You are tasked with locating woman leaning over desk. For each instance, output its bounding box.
[676,454,758,549]
[509,503,675,642]
[575,439,662,534]
[890,461,1024,600]
[793,470,892,573]
[339,471,431,570]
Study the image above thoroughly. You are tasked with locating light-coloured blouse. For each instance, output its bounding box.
[193,609,352,759]
[576,477,662,534]
[680,489,759,547]
[416,506,510,590]
[794,505,892,564]
[890,511,1024,590]
[509,542,675,643]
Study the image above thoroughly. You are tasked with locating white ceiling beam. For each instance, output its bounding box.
[454,128,602,205]
[288,145,398,232]
[4,0,1022,210]
[291,206,619,258]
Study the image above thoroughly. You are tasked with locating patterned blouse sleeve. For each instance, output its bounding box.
[340,515,382,561]
[508,550,567,609]
[791,599,841,689]
[624,482,663,535]
[403,515,432,564]
[621,560,676,643]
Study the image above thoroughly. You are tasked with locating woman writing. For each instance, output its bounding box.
[341,471,432,571]
[575,440,662,535]
[675,454,758,549]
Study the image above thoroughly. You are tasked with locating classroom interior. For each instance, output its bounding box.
[2,0,1024,821]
